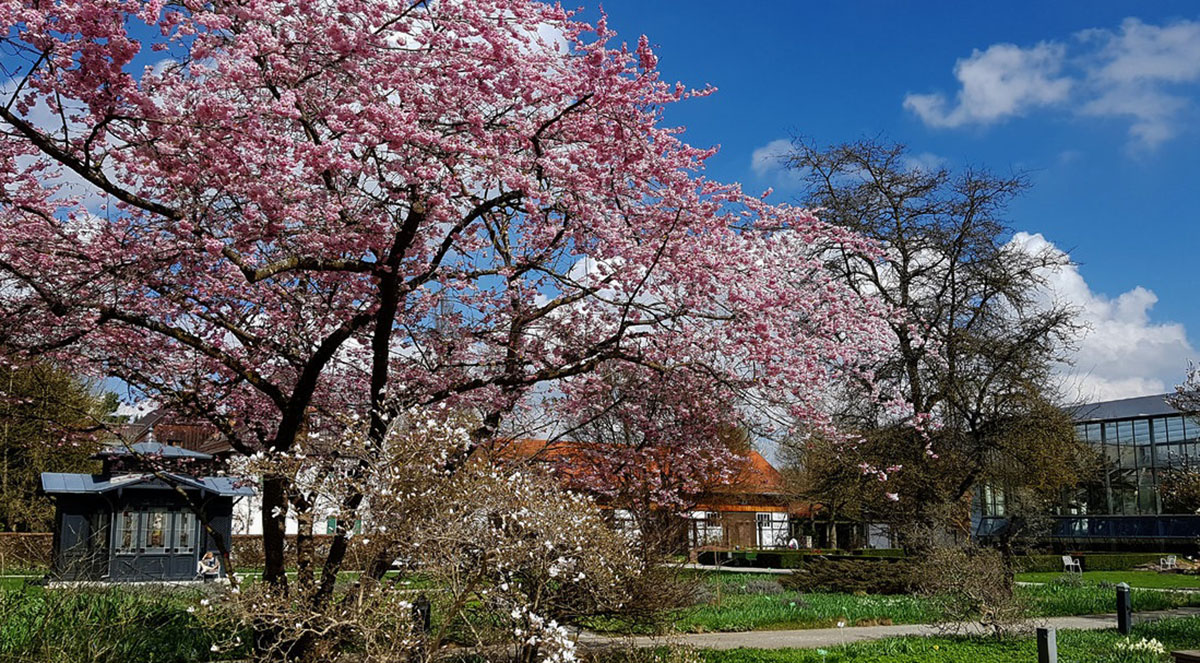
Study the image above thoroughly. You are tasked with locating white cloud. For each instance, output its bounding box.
[750,138,793,178]
[901,151,947,173]
[906,17,1200,149]
[904,42,1071,128]
[1009,231,1194,402]
[1077,18,1200,149]
[1083,18,1200,85]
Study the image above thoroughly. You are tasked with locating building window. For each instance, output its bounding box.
[115,510,139,555]
[1166,417,1186,443]
[756,512,789,547]
[174,511,196,554]
[689,511,723,546]
[142,509,169,554]
[981,484,1007,517]
[114,509,198,554]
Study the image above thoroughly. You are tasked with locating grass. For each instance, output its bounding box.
[682,615,1200,662]
[589,573,937,634]
[1021,580,1200,616]
[670,592,938,632]
[588,571,1200,635]
[0,570,1196,662]
[0,585,244,662]
[0,576,33,591]
[1018,570,1200,589]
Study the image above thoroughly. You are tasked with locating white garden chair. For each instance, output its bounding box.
[1161,555,1178,571]
[1062,554,1082,574]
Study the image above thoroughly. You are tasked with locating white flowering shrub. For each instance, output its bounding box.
[203,407,647,662]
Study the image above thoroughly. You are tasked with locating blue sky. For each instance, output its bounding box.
[586,1,1200,402]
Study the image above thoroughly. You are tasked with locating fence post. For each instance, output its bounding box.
[1037,627,1057,663]
[1116,582,1132,635]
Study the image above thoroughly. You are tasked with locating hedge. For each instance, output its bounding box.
[1077,553,1168,571]
[853,548,906,558]
[780,557,915,594]
[701,549,1162,572]
[1014,552,1166,573]
[696,549,906,569]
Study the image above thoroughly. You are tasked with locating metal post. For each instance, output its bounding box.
[413,593,431,633]
[1116,582,1132,635]
[1037,627,1057,663]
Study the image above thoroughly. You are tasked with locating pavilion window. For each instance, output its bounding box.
[114,510,139,555]
[142,509,169,554]
[174,511,196,554]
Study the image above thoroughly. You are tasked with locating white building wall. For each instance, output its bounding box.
[231,491,341,536]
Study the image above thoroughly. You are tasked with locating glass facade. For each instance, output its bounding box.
[1071,413,1200,515]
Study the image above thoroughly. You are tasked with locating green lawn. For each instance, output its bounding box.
[1017,570,1200,590]
[688,615,1200,663]
[666,592,938,633]
[588,571,1200,635]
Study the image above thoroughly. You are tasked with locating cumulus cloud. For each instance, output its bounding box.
[904,42,1072,128]
[1009,231,1194,402]
[906,17,1200,149]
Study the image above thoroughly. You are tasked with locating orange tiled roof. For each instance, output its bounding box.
[486,437,787,497]
[713,448,787,495]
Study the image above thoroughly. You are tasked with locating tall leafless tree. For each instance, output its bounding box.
[782,138,1085,533]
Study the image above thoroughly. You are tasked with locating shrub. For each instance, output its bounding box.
[781,558,914,595]
[589,644,704,663]
[687,583,715,606]
[1013,554,1064,573]
[913,545,1027,638]
[0,533,52,574]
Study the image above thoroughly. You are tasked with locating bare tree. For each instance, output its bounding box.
[781,138,1085,537]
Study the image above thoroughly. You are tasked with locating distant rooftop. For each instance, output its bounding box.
[41,472,253,497]
[91,441,213,461]
[1069,393,1193,423]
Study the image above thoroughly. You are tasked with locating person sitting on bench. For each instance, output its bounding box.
[196,551,220,581]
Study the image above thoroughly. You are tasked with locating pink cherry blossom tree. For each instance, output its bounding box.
[0,0,892,605]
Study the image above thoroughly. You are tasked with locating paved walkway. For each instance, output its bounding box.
[579,607,1200,651]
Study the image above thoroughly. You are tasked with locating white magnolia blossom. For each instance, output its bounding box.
[203,406,639,662]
